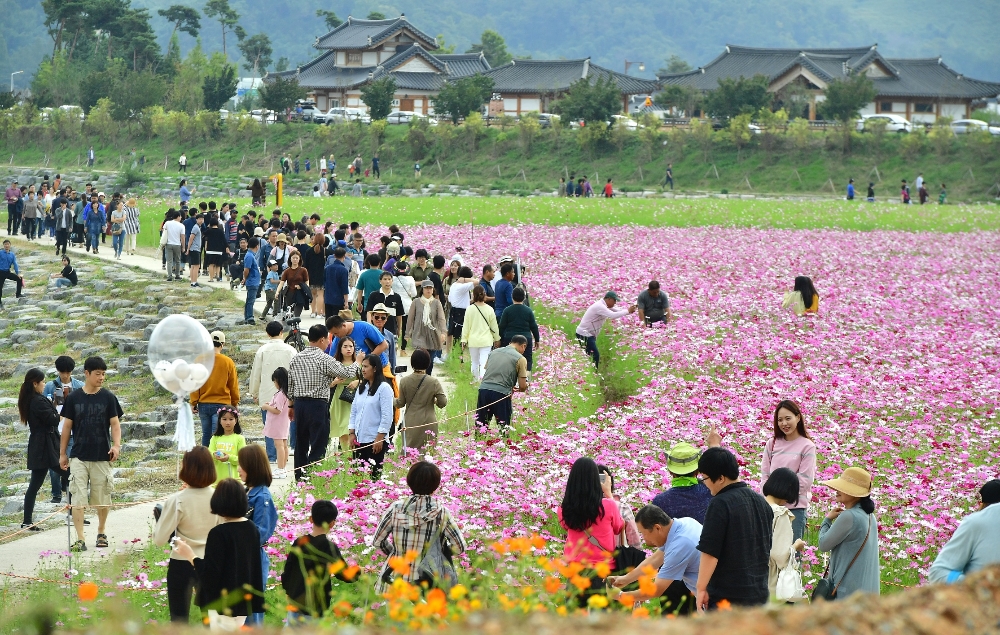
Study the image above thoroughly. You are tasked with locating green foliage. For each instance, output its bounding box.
[927,116,954,156]
[167,43,207,113]
[965,127,996,162]
[728,113,753,159]
[109,71,168,124]
[658,54,692,76]
[819,74,877,123]
[900,125,926,159]
[202,59,238,111]
[756,107,787,155]
[433,74,494,124]
[552,75,620,124]
[274,56,289,72]
[157,4,201,39]
[238,33,272,76]
[203,0,243,57]
[576,118,607,157]
[462,112,487,150]
[117,163,147,189]
[84,97,116,138]
[689,117,714,161]
[315,9,342,30]
[0,91,16,109]
[787,117,811,154]
[431,34,457,54]
[366,11,386,19]
[369,119,387,153]
[79,60,126,112]
[258,76,305,116]
[30,52,80,108]
[517,114,541,154]
[405,116,433,159]
[703,74,771,120]
[654,84,701,116]
[359,76,396,121]
[465,29,512,67]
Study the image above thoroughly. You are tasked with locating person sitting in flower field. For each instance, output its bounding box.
[281,499,358,626]
[781,276,819,315]
[372,461,467,594]
[928,479,1000,584]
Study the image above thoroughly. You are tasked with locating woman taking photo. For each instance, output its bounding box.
[596,464,640,549]
[348,354,394,479]
[123,197,140,256]
[275,249,309,317]
[172,478,264,620]
[396,349,448,451]
[461,285,500,383]
[559,457,625,603]
[372,461,466,593]
[817,467,880,600]
[152,446,218,623]
[329,337,362,454]
[19,368,63,531]
[406,280,448,375]
[761,399,816,542]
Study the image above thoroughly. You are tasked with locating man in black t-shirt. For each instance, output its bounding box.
[694,447,772,610]
[365,271,405,336]
[59,356,123,553]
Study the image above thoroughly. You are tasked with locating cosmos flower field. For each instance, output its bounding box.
[274,221,1000,593]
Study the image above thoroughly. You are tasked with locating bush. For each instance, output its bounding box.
[117,164,147,190]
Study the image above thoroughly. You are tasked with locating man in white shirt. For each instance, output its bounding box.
[914,172,924,193]
[575,291,635,368]
[249,320,298,464]
[162,210,186,281]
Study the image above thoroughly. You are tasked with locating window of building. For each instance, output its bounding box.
[880,102,893,112]
[914,103,934,113]
[347,52,362,64]
[391,99,400,107]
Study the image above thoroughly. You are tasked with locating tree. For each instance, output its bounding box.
[167,43,207,113]
[654,84,701,117]
[658,54,691,76]
[202,58,237,110]
[703,74,771,120]
[466,30,512,67]
[0,91,17,109]
[432,74,494,124]
[431,34,456,54]
[259,76,306,119]
[274,56,289,72]
[158,4,201,41]
[203,0,243,58]
[727,113,753,160]
[551,75,621,124]
[110,70,168,125]
[818,74,876,153]
[366,11,386,19]
[359,76,396,121]
[756,107,787,157]
[238,33,272,77]
[315,9,342,30]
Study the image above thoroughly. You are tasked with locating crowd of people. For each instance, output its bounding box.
[9,204,999,625]
[845,172,947,205]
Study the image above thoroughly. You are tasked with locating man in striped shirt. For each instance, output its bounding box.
[288,324,341,481]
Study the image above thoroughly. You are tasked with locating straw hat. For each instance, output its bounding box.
[821,467,872,498]
[276,233,288,243]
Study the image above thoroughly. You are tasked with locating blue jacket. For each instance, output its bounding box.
[0,250,19,274]
[324,259,349,305]
[494,279,514,319]
[247,485,277,546]
[82,203,105,226]
[44,377,85,401]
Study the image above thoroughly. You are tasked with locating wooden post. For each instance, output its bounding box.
[240,154,246,169]
[164,155,168,170]
[298,137,303,152]
[497,165,501,177]
[436,159,443,173]
[8,155,12,165]
[263,140,267,155]
[966,167,975,182]
[452,169,459,180]
[793,169,802,184]
[638,166,643,182]
[743,175,753,190]
[519,169,526,182]
[825,177,836,193]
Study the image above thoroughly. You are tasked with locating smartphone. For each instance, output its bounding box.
[599,474,607,484]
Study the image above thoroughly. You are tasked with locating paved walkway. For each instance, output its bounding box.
[0,235,453,581]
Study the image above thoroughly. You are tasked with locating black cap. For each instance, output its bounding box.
[981,479,1000,506]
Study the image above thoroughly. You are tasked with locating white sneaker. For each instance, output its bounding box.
[433,357,444,365]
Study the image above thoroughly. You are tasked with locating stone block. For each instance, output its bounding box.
[120,422,167,440]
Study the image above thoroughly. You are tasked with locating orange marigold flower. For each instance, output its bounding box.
[492,541,509,554]
[569,574,592,591]
[529,534,546,550]
[243,593,252,601]
[638,575,657,598]
[632,606,650,619]
[593,562,611,579]
[342,565,360,581]
[717,598,732,611]
[333,600,352,617]
[388,555,412,575]
[544,577,561,594]
[77,581,99,602]
[557,561,585,578]
[328,560,345,575]
[640,565,657,577]
[403,549,419,563]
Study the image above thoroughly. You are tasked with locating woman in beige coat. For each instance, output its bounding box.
[405,280,447,375]
[395,349,447,451]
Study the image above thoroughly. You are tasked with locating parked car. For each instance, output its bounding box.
[950,118,1000,136]
[386,110,438,125]
[251,109,277,124]
[318,107,371,124]
[292,100,319,122]
[856,114,912,133]
[534,113,559,128]
[218,109,229,121]
[610,114,640,130]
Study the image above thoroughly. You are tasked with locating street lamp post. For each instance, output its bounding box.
[10,71,23,93]
[624,60,645,76]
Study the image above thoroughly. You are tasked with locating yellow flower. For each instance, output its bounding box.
[470,599,482,610]
[587,594,609,609]
[449,584,468,600]
[556,606,568,617]
[328,560,345,575]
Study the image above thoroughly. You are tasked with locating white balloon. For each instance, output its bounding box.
[178,375,200,392]
[162,378,182,394]
[189,363,209,383]
[173,360,191,380]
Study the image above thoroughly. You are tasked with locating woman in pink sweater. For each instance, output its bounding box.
[761,400,817,542]
[558,457,624,590]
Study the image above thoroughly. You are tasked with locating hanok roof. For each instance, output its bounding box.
[380,45,447,73]
[482,59,660,95]
[435,53,491,78]
[314,16,437,51]
[269,51,374,90]
[660,44,1000,99]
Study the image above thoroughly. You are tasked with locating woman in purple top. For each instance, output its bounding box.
[761,399,817,543]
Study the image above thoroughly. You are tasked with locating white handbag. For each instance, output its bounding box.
[775,556,805,602]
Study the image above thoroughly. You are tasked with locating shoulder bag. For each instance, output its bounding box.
[774,510,805,602]
[811,515,872,602]
[338,370,360,404]
[583,526,646,577]
[472,304,498,342]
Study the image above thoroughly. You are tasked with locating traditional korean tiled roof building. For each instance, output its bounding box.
[659,44,1000,122]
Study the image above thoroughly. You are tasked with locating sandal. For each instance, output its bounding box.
[70,539,88,552]
[95,534,109,548]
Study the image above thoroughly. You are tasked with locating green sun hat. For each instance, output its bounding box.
[666,442,701,475]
